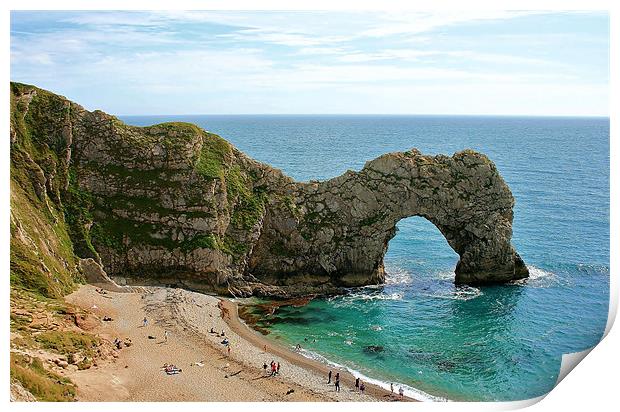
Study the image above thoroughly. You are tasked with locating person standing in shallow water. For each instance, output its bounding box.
[327,370,332,384]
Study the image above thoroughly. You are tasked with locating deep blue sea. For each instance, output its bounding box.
[121,115,610,402]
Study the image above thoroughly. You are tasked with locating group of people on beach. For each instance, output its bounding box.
[390,382,405,399]
[327,370,341,391]
[263,360,281,376]
[327,370,404,399]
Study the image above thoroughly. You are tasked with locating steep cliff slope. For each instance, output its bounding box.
[10,82,528,299]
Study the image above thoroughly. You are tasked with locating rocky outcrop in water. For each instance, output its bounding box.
[10,82,528,297]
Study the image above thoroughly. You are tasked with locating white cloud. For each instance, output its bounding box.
[10,10,608,116]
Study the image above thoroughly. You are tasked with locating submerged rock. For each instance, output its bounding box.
[363,345,385,353]
[10,82,528,298]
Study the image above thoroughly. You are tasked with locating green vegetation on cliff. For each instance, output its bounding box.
[195,132,232,179]
[10,353,77,402]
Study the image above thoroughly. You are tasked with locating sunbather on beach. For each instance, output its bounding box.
[164,364,182,374]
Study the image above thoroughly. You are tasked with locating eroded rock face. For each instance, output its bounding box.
[10,83,528,297]
[251,150,529,290]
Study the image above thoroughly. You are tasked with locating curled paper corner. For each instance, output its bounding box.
[556,347,594,386]
[493,394,546,411]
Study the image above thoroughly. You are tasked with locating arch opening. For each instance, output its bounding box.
[384,216,459,284]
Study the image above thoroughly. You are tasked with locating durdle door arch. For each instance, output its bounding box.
[250,149,529,290]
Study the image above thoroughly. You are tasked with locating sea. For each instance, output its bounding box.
[121,114,610,402]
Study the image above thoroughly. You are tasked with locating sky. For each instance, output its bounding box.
[10,10,609,116]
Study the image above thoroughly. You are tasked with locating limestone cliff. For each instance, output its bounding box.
[10,82,528,298]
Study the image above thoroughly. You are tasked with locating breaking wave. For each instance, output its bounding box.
[384,266,414,285]
[421,285,483,301]
[510,265,560,288]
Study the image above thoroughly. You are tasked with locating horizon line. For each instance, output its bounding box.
[117,113,610,119]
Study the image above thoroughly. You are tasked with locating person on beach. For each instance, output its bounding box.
[227,345,231,357]
[164,330,169,342]
[263,344,267,352]
[271,361,277,377]
[355,377,360,391]
[399,387,404,399]
[390,383,394,394]
[328,370,332,384]
[335,372,340,382]
[276,362,280,375]
[263,362,268,374]
[142,317,148,327]
[360,382,365,394]
[335,377,340,392]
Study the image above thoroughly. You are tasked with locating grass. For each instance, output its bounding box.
[34,330,100,358]
[180,233,220,252]
[195,133,232,180]
[10,353,77,402]
[63,167,99,260]
[10,181,81,299]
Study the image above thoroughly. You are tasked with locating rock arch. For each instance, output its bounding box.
[249,149,529,289]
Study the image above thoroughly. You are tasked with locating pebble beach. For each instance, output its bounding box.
[63,285,411,402]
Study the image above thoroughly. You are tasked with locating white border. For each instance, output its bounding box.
[2,1,617,412]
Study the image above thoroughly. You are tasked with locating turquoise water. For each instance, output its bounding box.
[122,115,610,401]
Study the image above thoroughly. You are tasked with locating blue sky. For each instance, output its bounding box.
[10,11,609,115]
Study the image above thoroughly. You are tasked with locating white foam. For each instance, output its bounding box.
[384,266,414,285]
[527,266,555,280]
[343,292,404,302]
[436,270,457,281]
[421,285,482,301]
[510,265,560,288]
